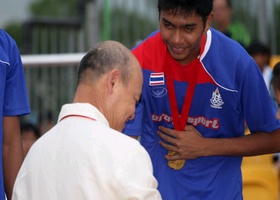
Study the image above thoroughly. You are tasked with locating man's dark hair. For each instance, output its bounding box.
[271,62,280,90]
[157,0,213,23]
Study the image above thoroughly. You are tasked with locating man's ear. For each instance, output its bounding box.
[205,12,214,32]
[107,69,120,94]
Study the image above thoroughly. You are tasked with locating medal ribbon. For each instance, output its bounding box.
[165,60,199,131]
[164,34,205,131]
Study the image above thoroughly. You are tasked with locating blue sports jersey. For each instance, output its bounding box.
[123,28,280,200]
[0,29,30,199]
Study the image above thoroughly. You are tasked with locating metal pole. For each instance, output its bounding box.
[86,0,100,49]
[269,0,277,55]
[101,0,111,40]
[258,0,268,44]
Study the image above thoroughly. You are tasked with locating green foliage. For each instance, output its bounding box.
[30,0,77,18]
[231,3,258,42]
[4,23,23,52]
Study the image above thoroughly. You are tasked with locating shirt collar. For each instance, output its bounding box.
[58,103,110,127]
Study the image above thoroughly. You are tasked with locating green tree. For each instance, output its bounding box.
[30,0,77,18]
[4,23,23,49]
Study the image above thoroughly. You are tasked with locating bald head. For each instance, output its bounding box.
[77,40,137,86]
[74,40,143,131]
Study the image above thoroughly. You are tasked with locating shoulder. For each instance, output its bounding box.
[202,29,257,90]
[205,28,252,66]
[0,29,11,41]
[0,29,17,49]
[132,30,166,71]
[0,29,20,64]
[209,28,245,49]
[132,30,164,56]
[132,30,161,50]
[108,128,150,158]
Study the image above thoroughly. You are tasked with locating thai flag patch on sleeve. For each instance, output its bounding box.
[149,72,165,86]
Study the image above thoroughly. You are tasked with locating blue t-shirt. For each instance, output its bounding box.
[124,28,280,200]
[0,29,30,199]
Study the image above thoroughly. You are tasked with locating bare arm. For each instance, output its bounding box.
[158,125,280,160]
[2,116,24,200]
[202,129,280,157]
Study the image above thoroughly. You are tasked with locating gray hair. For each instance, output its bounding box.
[77,40,131,85]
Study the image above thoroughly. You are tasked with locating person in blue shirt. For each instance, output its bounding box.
[0,29,30,200]
[123,0,280,199]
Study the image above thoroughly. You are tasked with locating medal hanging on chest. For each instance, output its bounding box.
[164,57,200,170]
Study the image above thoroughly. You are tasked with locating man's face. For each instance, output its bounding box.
[159,10,211,65]
[213,0,231,26]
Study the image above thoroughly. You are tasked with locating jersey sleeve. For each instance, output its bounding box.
[2,30,30,116]
[241,59,280,133]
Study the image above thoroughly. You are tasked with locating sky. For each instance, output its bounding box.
[0,0,32,28]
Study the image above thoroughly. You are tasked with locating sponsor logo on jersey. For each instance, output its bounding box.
[210,87,224,109]
[188,116,219,129]
[151,113,172,123]
[150,87,167,98]
[151,114,220,129]
[149,72,165,86]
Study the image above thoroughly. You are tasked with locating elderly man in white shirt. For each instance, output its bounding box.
[12,40,162,200]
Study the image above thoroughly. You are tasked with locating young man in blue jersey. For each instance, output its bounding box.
[0,29,30,200]
[123,0,280,199]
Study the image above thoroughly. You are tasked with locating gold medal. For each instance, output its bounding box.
[167,151,185,170]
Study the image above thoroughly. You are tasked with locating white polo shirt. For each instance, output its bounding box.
[12,103,161,200]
